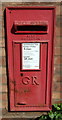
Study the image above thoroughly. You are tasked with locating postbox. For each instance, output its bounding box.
[6,7,55,111]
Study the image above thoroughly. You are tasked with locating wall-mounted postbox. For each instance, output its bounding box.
[6,7,55,111]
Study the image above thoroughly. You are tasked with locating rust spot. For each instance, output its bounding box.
[24,88,31,93]
[11,81,16,84]
[14,89,18,93]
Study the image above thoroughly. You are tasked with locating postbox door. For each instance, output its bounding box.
[13,42,48,107]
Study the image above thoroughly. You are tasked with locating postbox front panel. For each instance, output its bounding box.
[6,7,55,111]
[13,42,47,107]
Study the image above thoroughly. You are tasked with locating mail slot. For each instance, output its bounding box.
[6,7,55,111]
[13,21,48,33]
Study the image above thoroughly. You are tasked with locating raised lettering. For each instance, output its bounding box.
[32,76,39,85]
[22,76,30,85]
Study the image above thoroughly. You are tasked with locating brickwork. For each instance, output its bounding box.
[0,2,62,119]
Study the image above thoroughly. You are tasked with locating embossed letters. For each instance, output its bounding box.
[22,76,39,85]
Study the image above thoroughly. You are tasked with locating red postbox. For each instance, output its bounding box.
[6,7,55,111]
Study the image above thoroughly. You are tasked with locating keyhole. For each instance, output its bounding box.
[20,73,23,76]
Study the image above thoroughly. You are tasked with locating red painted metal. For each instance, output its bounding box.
[13,21,48,34]
[6,7,55,111]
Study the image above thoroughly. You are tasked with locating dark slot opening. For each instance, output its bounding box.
[17,103,26,105]
[17,25,47,31]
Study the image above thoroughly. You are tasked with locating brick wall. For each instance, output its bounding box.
[0,2,62,119]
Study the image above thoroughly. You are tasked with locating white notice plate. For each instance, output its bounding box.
[22,43,40,70]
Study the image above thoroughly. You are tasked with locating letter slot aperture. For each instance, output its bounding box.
[13,21,48,34]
